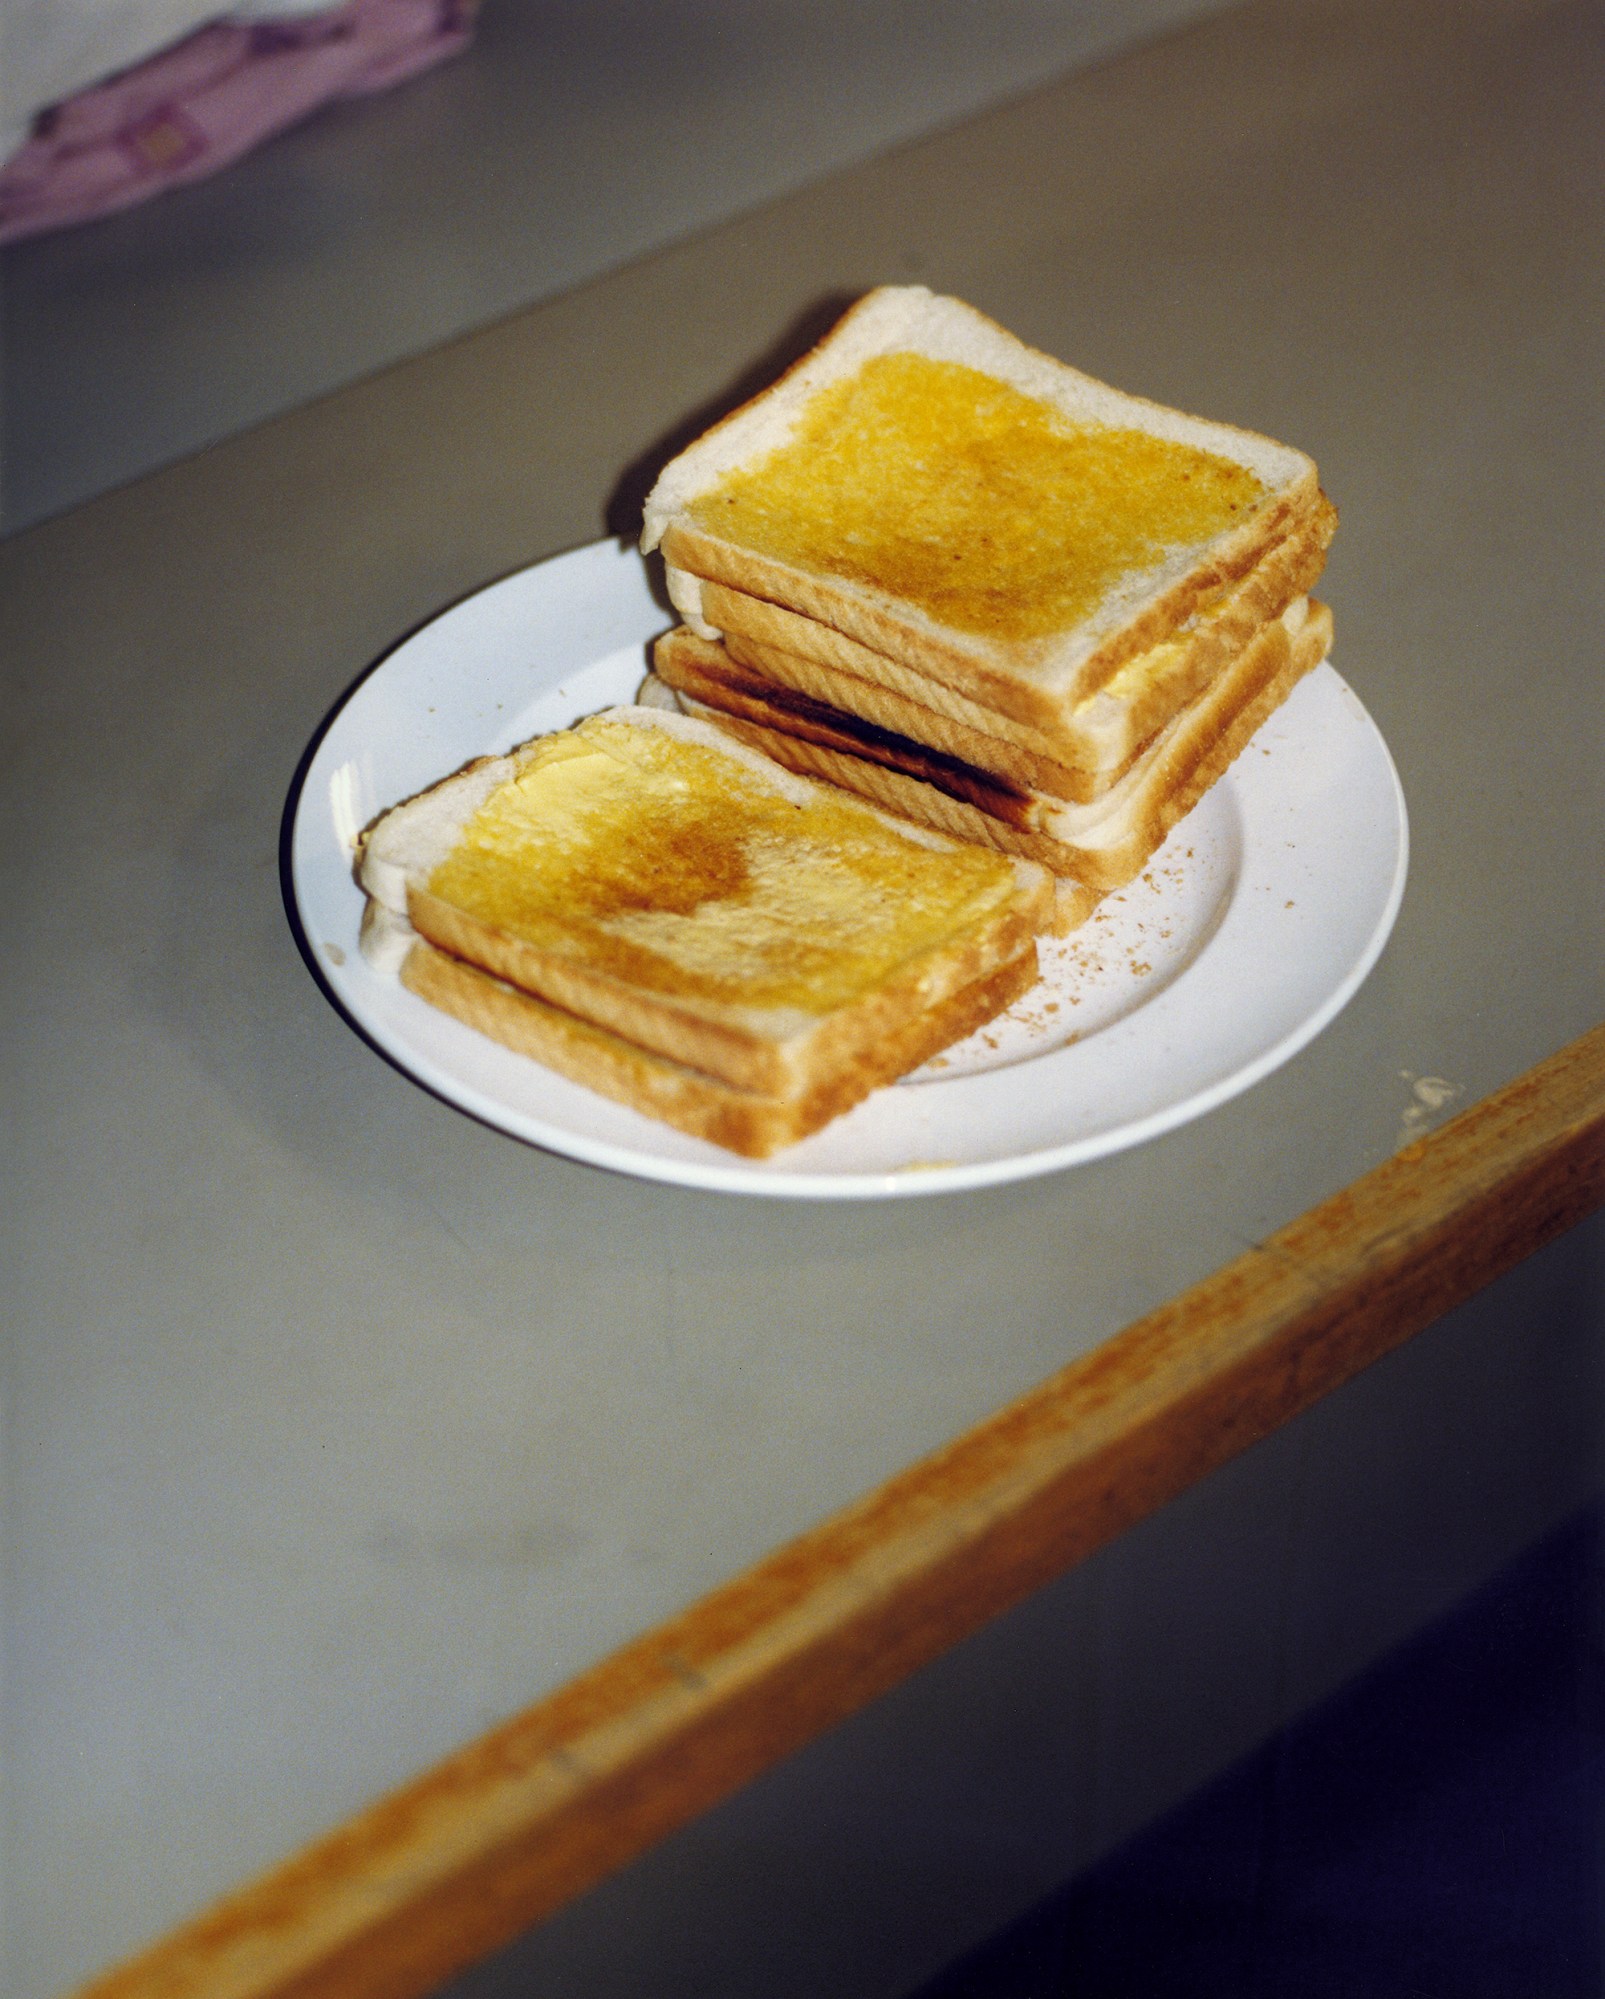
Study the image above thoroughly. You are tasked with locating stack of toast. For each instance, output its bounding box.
[641,287,1337,928]
[357,288,1338,1156]
[358,706,1054,1157]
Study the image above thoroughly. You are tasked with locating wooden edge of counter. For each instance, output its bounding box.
[76,1021,1605,1999]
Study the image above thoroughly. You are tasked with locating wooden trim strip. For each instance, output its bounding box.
[79,1023,1605,1999]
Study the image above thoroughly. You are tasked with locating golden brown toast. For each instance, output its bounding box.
[668,496,1334,788]
[650,628,1052,831]
[654,599,1333,896]
[401,937,1040,1159]
[359,705,1054,1122]
[643,287,1330,732]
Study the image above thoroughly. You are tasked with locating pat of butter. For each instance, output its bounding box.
[1093,634,1189,707]
[425,716,1018,1014]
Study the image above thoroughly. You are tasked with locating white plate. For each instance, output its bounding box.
[288,539,1407,1199]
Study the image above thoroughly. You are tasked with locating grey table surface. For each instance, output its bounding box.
[0,0,1236,533]
[3,1,1602,1993]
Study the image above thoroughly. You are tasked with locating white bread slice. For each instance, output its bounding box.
[400,935,1039,1159]
[651,626,1056,831]
[358,705,1053,1101]
[668,493,1334,789]
[638,668,1103,936]
[655,599,1332,896]
[642,287,1326,731]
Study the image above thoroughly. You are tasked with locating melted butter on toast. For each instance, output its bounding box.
[1090,632,1191,708]
[689,353,1265,647]
[425,716,1019,1012]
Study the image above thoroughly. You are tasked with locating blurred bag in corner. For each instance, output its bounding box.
[0,0,478,246]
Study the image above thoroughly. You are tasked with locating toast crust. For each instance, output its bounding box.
[643,287,1329,726]
[400,937,1041,1158]
[712,627,1135,806]
[669,601,1333,895]
[406,869,1048,1098]
[644,289,1316,533]
[659,483,1320,731]
[651,628,1052,830]
[362,705,1055,1101]
[676,495,1335,782]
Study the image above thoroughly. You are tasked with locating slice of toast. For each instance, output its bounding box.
[401,935,1039,1159]
[359,705,1053,1104]
[666,493,1334,787]
[642,287,1329,731]
[654,599,1333,896]
[651,626,1054,831]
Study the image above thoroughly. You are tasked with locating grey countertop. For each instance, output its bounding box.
[0,0,1233,532]
[3,1,1602,1992]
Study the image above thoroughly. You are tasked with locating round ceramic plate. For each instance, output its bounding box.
[288,539,1407,1199]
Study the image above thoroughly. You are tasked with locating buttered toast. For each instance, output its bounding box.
[643,286,1329,735]
[398,937,1039,1159]
[667,494,1333,790]
[640,285,1336,908]
[358,706,1054,1154]
[651,597,1332,895]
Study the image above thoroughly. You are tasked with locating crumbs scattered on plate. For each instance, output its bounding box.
[907,795,1236,1084]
